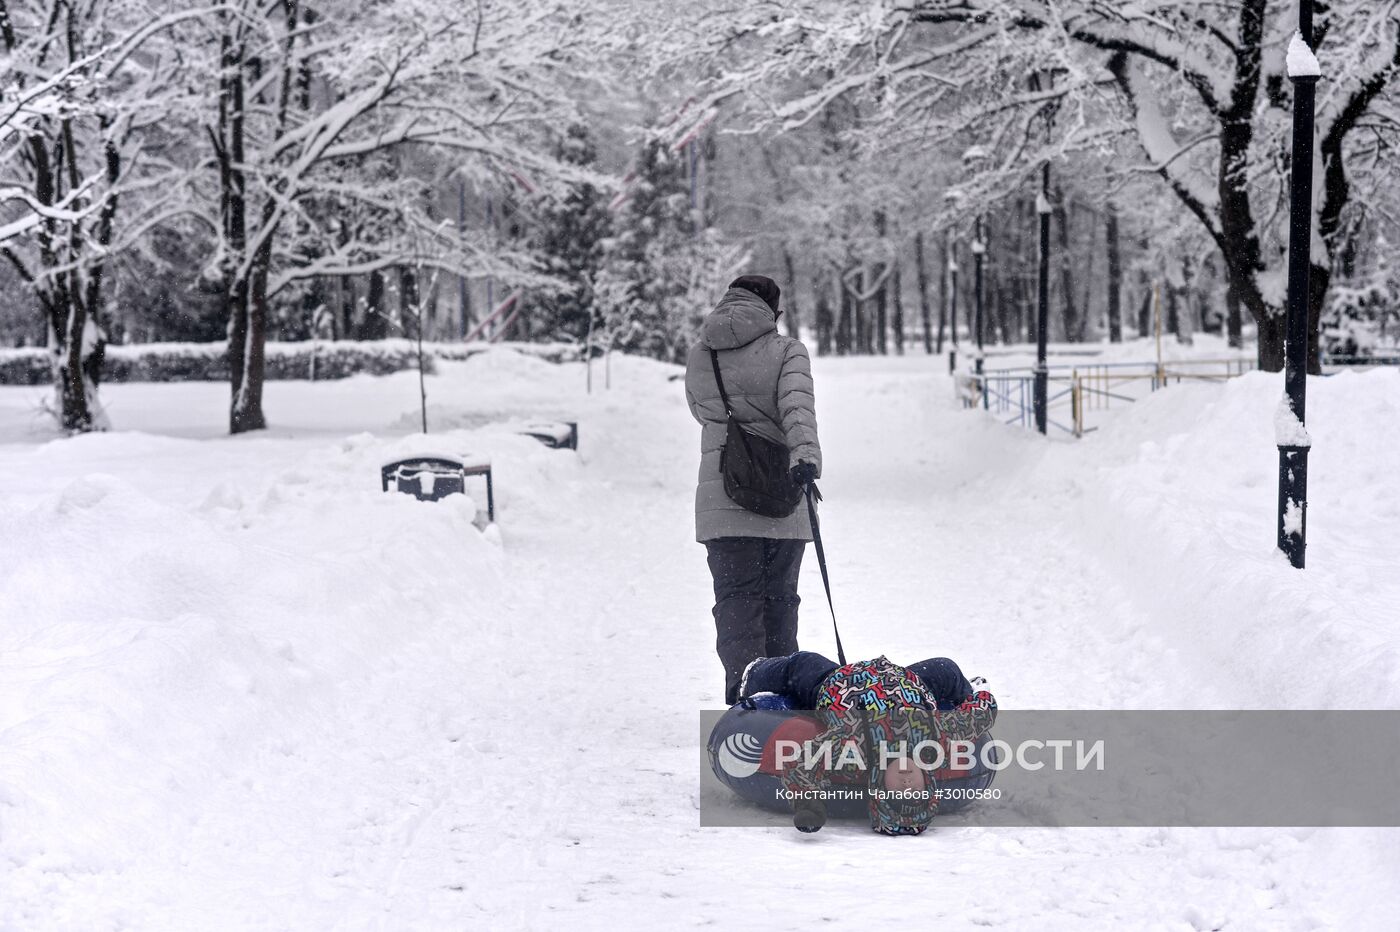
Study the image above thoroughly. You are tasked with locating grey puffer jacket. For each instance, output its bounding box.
[684,287,822,542]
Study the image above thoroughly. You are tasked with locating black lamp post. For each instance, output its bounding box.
[1278,3,1318,569]
[974,214,986,385]
[948,237,959,374]
[1034,162,1051,434]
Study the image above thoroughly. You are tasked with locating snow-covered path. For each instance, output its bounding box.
[3,349,1398,928]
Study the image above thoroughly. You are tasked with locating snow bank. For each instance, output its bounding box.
[0,404,604,924]
[1057,368,1400,706]
[0,346,715,926]
[3,347,1398,926]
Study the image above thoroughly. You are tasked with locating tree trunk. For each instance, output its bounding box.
[836,269,853,355]
[874,274,888,355]
[230,0,302,432]
[935,237,948,353]
[815,271,833,355]
[1053,191,1078,342]
[337,276,355,340]
[852,269,867,354]
[1078,203,1097,342]
[1182,259,1198,344]
[56,298,99,432]
[231,190,275,434]
[45,150,103,432]
[915,231,933,354]
[9,6,112,432]
[1225,280,1243,349]
[303,275,327,340]
[425,274,440,342]
[891,257,905,355]
[993,273,1011,344]
[856,268,868,355]
[1025,199,1039,347]
[1024,197,1036,342]
[1106,202,1123,343]
[399,265,420,339]
[1021,274,1035,345]
[232,235,271,434]
[873,210,888,354]
[72,121,119,423]
[782,248,800,338]
[948,238,959,348]
[1258,311,1285,371]
[221,18,254,432]
[1198,259,1222,335]
[1137,289,1152,339]
[358,270,389,340]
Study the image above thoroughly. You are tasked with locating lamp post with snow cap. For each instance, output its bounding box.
[943,188,964,375]
[947,237,959,374]
[1034,163,1051,435]
[1277,7,1319,569]
[962,145,990,402]
[973,216,986,379]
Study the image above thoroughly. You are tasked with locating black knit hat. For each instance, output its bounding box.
[730,275,781,316]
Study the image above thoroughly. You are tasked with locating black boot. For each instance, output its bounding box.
[793,798,826,833]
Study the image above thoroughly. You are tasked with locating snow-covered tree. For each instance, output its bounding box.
[1,0,212,430]
[193,0,606,432]
[530,124,613,342]
[594,137,746,363]
[663,0,1400,372]
[1322,243,1400,356]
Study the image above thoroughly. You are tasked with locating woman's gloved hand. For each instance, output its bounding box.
[791,462,818,486]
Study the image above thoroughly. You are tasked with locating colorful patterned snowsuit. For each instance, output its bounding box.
[782,656,997,835]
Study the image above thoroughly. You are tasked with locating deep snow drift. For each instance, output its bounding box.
[2,347,1398,928]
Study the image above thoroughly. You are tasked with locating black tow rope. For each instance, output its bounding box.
[805,482,845,666]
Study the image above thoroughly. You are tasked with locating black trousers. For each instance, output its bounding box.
[704,537,806,705]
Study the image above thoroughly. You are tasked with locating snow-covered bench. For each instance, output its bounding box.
[517,420,578,450]
[380,454,494,522]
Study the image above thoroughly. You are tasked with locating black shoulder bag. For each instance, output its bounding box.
[709,349,804,518]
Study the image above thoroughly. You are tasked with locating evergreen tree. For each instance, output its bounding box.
[595,137,742,363]
[533,125,613,341]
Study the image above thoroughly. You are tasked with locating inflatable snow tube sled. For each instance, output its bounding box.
[708,692,999,818]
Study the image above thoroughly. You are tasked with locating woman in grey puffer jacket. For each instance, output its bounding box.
[684,275,822,704]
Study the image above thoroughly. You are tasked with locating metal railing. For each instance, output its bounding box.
[976,371,1077,435]
[1320,351,1400,368]
[967,356,1258,438]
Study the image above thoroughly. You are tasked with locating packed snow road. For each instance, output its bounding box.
[2,348,1397,929]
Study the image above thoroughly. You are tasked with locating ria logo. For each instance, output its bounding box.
[717,732,764,778]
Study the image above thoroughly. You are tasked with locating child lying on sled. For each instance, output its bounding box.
[739,651,996,836]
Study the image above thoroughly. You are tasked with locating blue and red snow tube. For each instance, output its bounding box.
[708,692,998,818]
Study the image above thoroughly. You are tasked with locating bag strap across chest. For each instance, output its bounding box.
[708,349,734,417]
